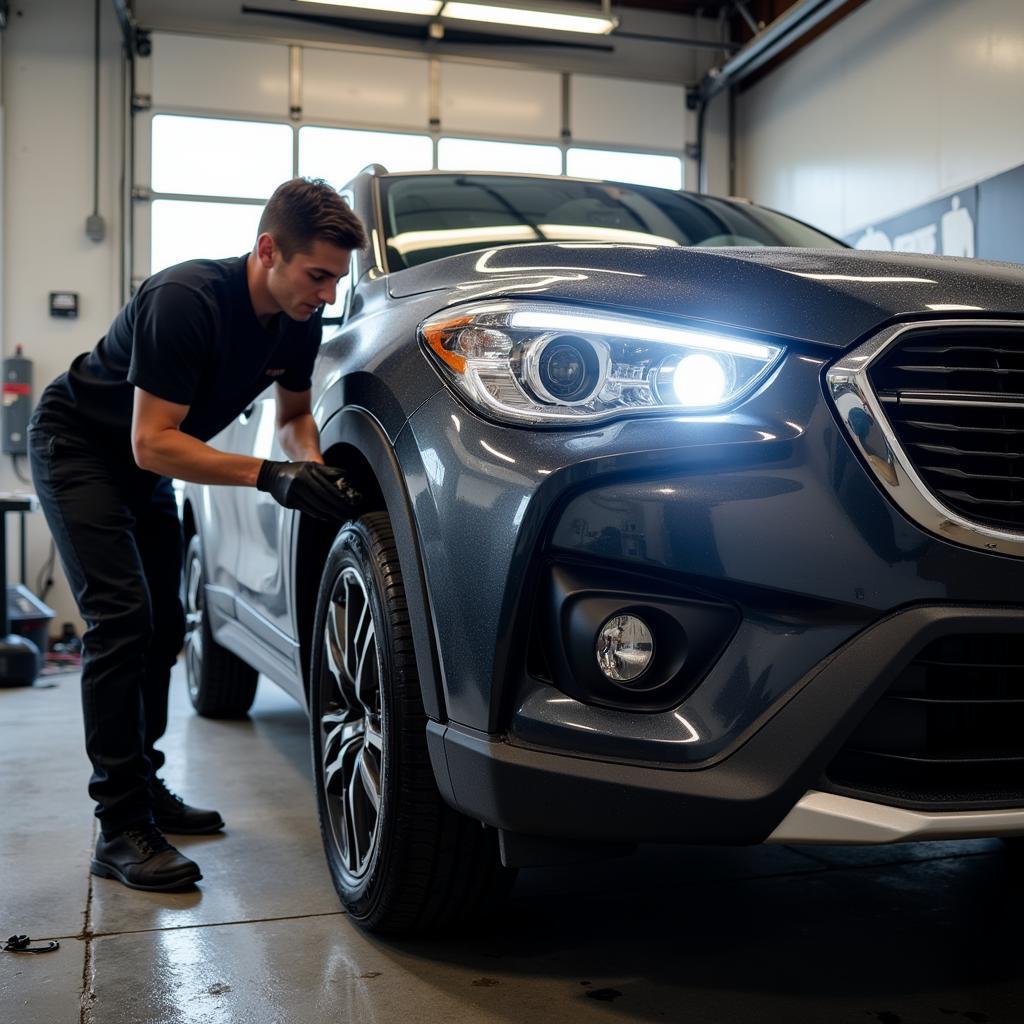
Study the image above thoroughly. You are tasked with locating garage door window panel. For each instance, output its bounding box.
[438,138,562,176]
[567,148,684,191]
[299,127,433,191]
[152,115,293,200]
[151,200,264,275]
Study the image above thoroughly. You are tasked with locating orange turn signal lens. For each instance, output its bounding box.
[422,315,473,374]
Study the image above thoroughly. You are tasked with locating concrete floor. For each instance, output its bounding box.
[3,665,1024,1024]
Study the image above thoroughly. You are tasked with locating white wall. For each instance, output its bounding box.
[736,0,1024,236]
[1,0,124,633]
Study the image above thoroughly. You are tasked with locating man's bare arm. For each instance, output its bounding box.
[275,385,323,464]
[131,388,263,485]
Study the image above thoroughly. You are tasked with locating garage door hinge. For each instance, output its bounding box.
[131,187,152,202]
[684,142,701,161]
[132,93,152,112]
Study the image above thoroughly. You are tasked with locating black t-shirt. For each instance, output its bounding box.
[36,254,322,443]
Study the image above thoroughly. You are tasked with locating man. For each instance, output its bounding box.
[28,178,367,892]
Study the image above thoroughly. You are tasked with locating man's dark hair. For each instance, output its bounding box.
[258,177,368,260]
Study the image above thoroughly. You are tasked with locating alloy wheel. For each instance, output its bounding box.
[319,565,385,883]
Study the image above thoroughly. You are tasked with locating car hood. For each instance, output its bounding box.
[387,244,1024,349]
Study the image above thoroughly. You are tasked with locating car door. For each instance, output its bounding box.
[230,387,296,652]
[193,415,248,600]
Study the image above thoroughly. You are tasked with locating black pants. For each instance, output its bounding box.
[28,411,186,835]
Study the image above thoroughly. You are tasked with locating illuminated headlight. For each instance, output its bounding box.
[672,354,729,406]
[419,301,784,425]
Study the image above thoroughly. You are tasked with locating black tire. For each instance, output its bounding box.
[183,532,259,719]
[310,512,514,935]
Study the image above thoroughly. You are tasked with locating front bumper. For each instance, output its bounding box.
[405,345,1024,841]
[427,605,1024,845]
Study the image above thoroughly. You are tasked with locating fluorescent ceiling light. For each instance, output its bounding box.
[296,0,444,15]
[442,2,617,34]
[295,0,617,32]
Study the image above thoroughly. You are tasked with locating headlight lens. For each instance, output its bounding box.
[419,301,784,425]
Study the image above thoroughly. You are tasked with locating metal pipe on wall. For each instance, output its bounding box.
[112,0,140,302]
[86,0,106,243]
[119,30,131,303]
[704,0,855,103]
[694,0,857,193]
[0,22,6,356]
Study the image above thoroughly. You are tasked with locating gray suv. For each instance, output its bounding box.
[184,168,1024,934]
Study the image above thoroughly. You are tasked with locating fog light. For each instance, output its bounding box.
[596,614,654,683]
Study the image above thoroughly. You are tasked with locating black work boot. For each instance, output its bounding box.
[152,777,225,835]
[91,825,202,892]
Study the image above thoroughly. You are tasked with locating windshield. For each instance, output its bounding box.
[381,174,845,270]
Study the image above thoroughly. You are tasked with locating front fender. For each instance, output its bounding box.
[312,404,446,722]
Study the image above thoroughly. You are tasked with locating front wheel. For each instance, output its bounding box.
[310,512,513,934]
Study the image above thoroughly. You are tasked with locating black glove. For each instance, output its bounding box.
[257,461,361,521]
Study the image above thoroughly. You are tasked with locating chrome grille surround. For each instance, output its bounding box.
[827,318,1024,559]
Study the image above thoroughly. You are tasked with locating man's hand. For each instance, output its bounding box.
[257,461,362,521]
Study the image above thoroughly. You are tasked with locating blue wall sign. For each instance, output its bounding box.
[845,187,978,257]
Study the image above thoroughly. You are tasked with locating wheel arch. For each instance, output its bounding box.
[293,406,446,723]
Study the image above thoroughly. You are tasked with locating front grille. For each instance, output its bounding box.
[826,634,1024,807]
[870,326,1024,532]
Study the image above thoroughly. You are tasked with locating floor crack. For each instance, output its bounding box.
[79,819,96,1024]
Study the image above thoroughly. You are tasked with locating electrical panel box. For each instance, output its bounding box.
[49,291,80,318]
[2,349,33,455]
